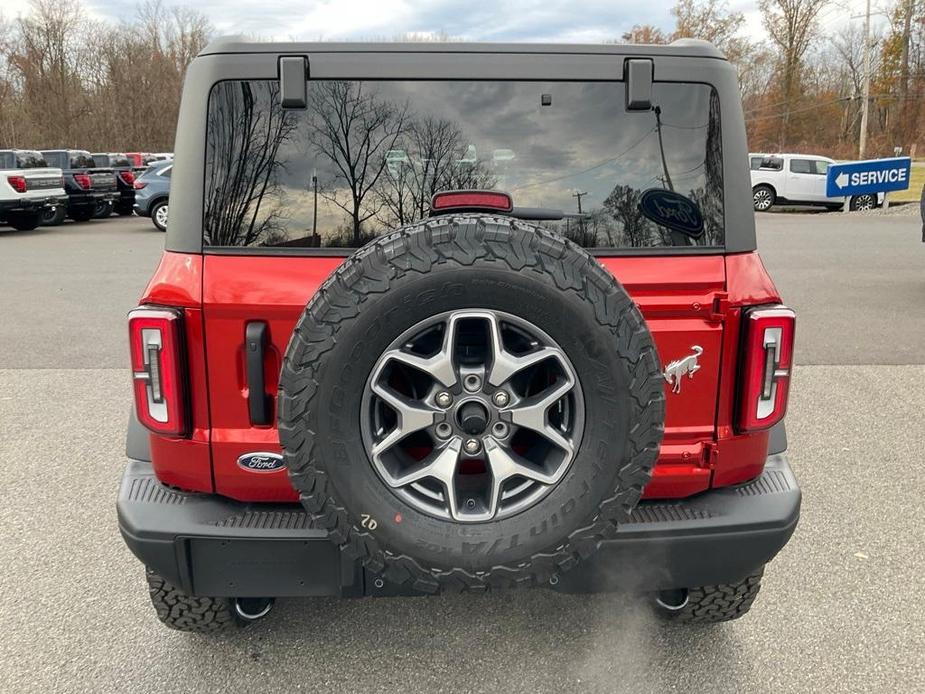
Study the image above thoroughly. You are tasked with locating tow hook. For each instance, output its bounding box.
[233,597,275,621]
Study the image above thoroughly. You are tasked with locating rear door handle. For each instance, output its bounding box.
[245,322,271,425]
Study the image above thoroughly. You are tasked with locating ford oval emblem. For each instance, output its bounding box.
[638,189,704,239]
[237,452,286,473]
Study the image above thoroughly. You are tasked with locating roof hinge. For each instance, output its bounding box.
[701,442,718,469]
[710,292,730,321]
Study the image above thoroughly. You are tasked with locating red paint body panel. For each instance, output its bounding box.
[202,256,342,501]
[710,253,782,488]
[141,252,202,307]
[199,254,727,502]
[139,254,212,492]
[141,250,785,502]
[725,252,781,307]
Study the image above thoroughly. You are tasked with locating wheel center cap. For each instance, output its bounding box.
[457,401,489,435]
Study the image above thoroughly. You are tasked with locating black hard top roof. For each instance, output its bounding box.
[199,37,725,60]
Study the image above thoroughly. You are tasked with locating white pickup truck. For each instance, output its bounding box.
[749,153,880,212]
[0,149,68,231]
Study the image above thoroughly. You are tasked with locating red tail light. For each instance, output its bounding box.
[73,173,92,190]
[7,175,27,193]
[431,190,513,213]
[134,180,147,190]
[119,170,135,185]
[129,307,188,437]
[736,306,795,433]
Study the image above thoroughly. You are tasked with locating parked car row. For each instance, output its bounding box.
[0,148,172,231]
[749,153,882,212]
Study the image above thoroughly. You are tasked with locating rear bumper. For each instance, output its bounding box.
[0,195,67,214]
[66,191,118,209]
[117,455,800,598]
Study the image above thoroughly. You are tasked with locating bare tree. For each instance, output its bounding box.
[620,25,670,44]
[308,81,407,245]
[204,81,295,246]
[603,185,652,247]
[760,0,829,149]
[376,114,498,228]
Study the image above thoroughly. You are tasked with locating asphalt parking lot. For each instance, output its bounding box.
[1,213,923,693]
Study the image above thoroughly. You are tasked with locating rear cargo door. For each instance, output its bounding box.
[199,70,729,502]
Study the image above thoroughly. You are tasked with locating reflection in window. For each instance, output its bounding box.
[204,80,725,250]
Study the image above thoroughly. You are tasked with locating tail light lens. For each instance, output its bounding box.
[134,180,147,190]
[736,306,795,433]
[73,173,92,190]
[129,307,188,437]
[431,190,513,213]
[119,170,136,185]
[7,175,27,193]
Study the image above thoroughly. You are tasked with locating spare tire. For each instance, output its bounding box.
[278,215,665,592]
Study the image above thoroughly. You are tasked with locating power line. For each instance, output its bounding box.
[745,97,849,123]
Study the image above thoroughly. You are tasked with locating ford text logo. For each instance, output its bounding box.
[237,452,286,473]
[638,189,704,239]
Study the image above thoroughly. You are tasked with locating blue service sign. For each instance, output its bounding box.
[826,157,911,197]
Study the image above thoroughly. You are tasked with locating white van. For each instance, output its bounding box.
[749,153,879,212]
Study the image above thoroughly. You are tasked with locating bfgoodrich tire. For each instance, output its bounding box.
[145,569,244,633]
[654,570,764,623]
[278,215,665,593]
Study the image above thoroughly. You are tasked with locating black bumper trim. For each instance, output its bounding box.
[117,455,800,597]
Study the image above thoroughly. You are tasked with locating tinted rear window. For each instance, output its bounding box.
[204,80,724,250]
[69,151,96,169]
[15,151,48,168]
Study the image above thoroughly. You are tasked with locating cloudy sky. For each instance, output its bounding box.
[4,0,869,44]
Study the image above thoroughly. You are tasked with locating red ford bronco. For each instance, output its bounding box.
[118,38,800,632]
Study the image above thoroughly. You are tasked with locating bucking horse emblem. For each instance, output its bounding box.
[663,346,703,394]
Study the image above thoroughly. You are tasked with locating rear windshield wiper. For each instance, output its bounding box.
[511,207,565,221]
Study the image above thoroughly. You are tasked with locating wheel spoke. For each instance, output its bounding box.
[370,383,438,458]
[484,438,558,518]
[486,314,565,387]
[506,379,575,456]
[380,313,461,388]
[382,438,461,515]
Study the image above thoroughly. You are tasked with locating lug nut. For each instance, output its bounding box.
[435,423,453,439]
[464,438,481,455]
[492,391,510,407]
[435,391,453,408]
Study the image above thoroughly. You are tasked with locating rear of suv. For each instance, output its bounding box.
[39,149,119,223]
[0,149,67,230]
[118,39,800,632]
[92,153,137,216]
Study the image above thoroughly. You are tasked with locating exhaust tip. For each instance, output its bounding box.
[234,597,274,621]
[655,588,689,611]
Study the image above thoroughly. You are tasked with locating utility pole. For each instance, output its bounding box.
[573,190,587,241]
[859,0,871,159]
[898,0,913,147]
[653,106,674,191]
[311,172,319,245]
